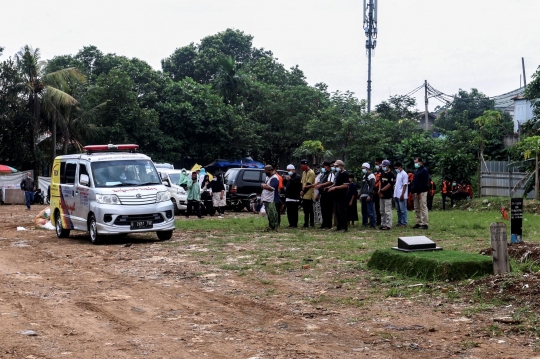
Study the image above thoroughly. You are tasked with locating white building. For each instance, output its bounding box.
[513,96,535,132]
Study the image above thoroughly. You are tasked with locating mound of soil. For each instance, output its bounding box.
[479,241,540,263]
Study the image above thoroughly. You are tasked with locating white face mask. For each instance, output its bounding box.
[335,167,341,173]
[288,171,293,176]
[395,169,400,173]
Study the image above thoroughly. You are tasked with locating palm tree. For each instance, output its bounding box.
[212,56,250,105]
[15,45,87,168]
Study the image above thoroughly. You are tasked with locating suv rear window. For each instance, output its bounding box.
[242,171,261,182]
[224,169,240,185]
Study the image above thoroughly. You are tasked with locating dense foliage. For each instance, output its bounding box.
[0,29,527,183]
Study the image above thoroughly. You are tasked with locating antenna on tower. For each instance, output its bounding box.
[364,0,378,113]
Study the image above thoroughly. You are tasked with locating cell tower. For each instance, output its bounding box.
[363,0,378,113]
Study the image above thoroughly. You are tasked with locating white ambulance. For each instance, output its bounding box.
[50,144,176,244]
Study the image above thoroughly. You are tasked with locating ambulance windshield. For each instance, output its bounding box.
[91,160,161,188]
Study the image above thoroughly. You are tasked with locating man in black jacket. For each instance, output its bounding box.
[20,172,35,211]
[410,157,430,229]
[285,164,302,228]
[327,160,349,232]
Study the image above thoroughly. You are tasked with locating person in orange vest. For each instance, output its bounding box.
[406,172,415,211]
[427,177,436,211]
[373,158,383,226]
[464,181,473,199]
[274,165,284,226]
[441,177,451,210]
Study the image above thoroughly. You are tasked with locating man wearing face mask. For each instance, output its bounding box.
[284,164,302,228]
[377,159,395,230]
[312,164,323,226]
[327,160,350,232]
[316,161,335,230]
[373,158,383,226]
[261,165,280,231]
[410,157,430,229]
[393,162,408,227]
[360,163,376,228]
[299,159,316,228]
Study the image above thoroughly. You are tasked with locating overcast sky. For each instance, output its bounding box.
[1,0,539,111]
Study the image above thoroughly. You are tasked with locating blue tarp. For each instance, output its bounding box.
[205,158,265,172]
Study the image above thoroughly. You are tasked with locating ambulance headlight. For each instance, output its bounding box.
[156,191,171,202]
[96,194,121,204]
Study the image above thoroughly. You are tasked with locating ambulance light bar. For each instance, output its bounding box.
[84,144,139,153]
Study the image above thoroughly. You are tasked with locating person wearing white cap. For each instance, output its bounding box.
[359,162,376,228]
[284,164,302,228]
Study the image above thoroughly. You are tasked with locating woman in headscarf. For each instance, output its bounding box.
[200,174,213,216]
[210,174,226,218]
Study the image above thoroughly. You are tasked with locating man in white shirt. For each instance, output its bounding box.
[393,161,408,227]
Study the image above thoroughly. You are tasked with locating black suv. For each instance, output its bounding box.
[224,168,287,211]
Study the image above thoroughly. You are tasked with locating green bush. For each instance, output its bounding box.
[367,249,492,281]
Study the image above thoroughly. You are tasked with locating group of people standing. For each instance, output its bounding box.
[260,157,432,232]
[440,178,473,210]
[185,169,227,219]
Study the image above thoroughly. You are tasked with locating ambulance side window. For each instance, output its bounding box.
[65,163,77,184]
[59,162,67,184]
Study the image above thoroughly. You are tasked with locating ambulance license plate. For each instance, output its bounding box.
[130,220,153,230]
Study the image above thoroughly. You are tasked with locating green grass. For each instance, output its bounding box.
[367,249,493,281]
[172,200,540,286]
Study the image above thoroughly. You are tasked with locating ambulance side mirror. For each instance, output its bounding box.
[80,174,89,186]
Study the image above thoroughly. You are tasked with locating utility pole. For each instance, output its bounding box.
[522,57,527,88]
[424,80,429,131]
[364,0,378,113]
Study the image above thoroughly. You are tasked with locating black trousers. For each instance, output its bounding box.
[286,201,300,227]
[320,194,334,229]
[374,196,381,226]
[187,200,201,218]
[427,195,434,211]
[302,199,314,227]
[441,193,448,210]
[276,201,283,226]
[334,198,348,231]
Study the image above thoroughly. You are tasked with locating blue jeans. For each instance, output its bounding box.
[394,197,408,226]
[25,191,34,209]
[360,197,376,227]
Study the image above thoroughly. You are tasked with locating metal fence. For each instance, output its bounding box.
[480,161,534,198]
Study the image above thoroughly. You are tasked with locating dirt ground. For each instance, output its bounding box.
[1,205,539,359]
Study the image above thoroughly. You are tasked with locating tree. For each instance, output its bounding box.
[293,140,332,164]
[375,95,419,122]
[523,65,540,134]
[0,57,34,168]
[15,45,84,175]
[434,89,495,132]
[212,56,250,105]
[518,136,540,200]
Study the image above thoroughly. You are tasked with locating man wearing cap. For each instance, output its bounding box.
[327,160,349,232]
[300,160,316,228]
[316,161,335,230]
[360,163,376,228]
[377,159,395,230]
[284,164,302,228]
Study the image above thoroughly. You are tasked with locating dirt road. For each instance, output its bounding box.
[0,205,536,358]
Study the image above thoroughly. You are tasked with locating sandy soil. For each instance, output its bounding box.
[0,204,538,359]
